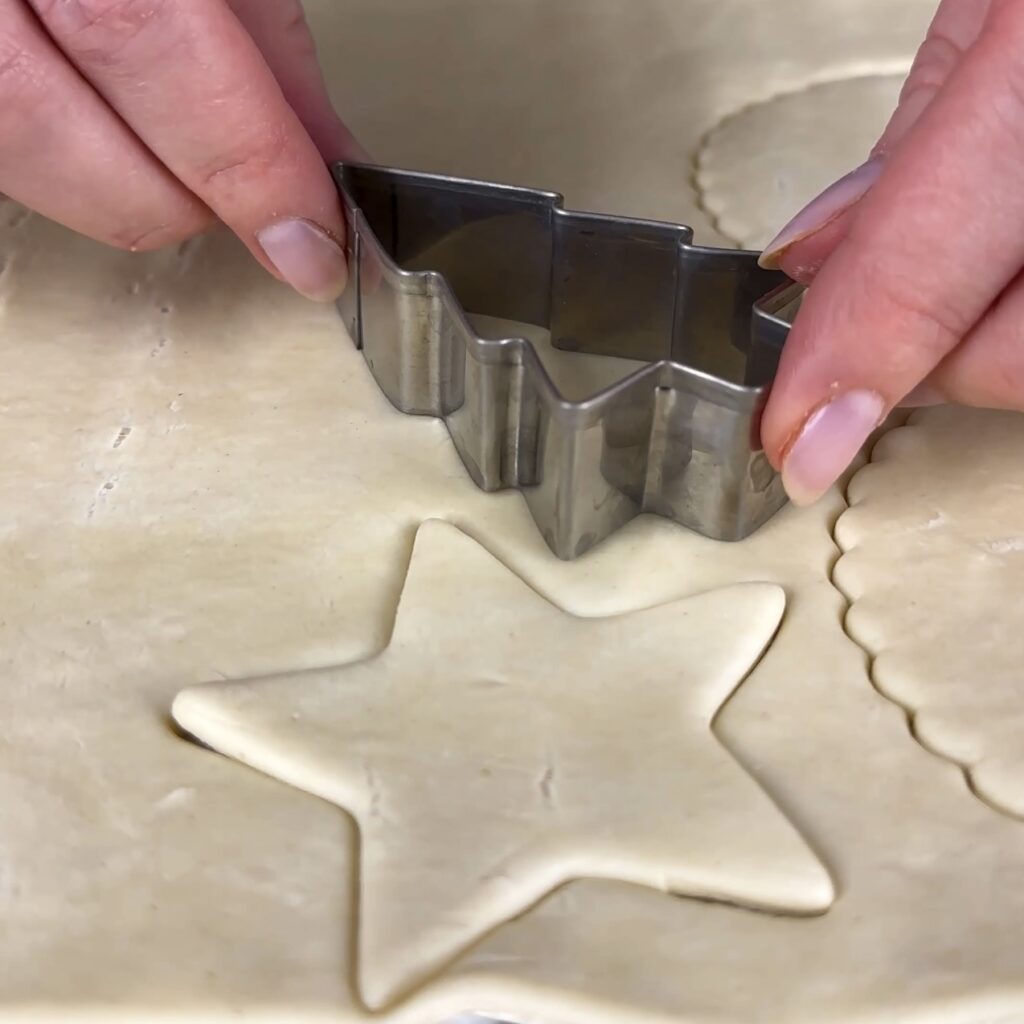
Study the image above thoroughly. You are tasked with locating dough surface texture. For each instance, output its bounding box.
[12,2,1024,1024]
[836,408,1024,819]
[173,521,830,1008]
[696,73,906,248]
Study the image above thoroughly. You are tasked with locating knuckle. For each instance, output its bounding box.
[974,294,1024,403]
[106,208,212,252]
[230,0,317,58]
[983,3,1024,103]
[0,41,34,96]
[280,1,311,38]
[283,30,317,64]
[860,265,969,373]
[0,42,48,132]
[998,48,1024,122]
[952,345,1024,410]
[990,351,1024,404]
[33,0,169,64]
[194,127,292,192]
[900,32,963,103]
[279,3,317,56]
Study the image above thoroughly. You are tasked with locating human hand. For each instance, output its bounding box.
[0,0,365,301]
[758,0,1024,505]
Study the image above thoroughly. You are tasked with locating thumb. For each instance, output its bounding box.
[759,0,991,282]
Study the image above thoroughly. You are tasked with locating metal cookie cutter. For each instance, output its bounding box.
[333,161,802,560]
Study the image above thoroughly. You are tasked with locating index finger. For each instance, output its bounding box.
[29,0,347,301]
[762,0,1024,505]
[762,0,992,284]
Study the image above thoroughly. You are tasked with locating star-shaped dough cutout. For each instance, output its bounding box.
[173,521,833,1008]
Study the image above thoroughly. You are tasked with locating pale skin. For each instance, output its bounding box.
[0,0,366,300]
[760,0,1024,505]
[0,0,1016,509]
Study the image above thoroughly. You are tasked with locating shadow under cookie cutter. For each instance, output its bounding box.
[332,161,803,560]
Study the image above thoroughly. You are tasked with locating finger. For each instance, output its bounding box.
[0,0,209,250]
[29,0,347,301]
[873,0,992,154]
[761,0,1024,505]
[904,271,1024,410]
[760,0,992,278]
[760,187,866,285]
[225,0,369,162]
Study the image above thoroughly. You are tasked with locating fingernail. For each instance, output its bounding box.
[782,390,887,506]
[256,218,347,302]
[759,156,884,269]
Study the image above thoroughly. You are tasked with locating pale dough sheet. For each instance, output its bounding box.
[9,2,1024,1024]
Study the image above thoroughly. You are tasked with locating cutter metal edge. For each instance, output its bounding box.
[332,161,803,559]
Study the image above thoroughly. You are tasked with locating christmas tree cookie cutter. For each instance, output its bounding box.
[333,162,802,560]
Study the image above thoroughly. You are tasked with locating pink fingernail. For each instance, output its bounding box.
[256,218,347,302]
[782,390,887,506]
[759,156,884,269]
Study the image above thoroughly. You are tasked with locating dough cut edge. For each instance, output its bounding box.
[830,413,1024,824]
[171,686,244,759]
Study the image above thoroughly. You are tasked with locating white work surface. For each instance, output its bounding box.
[7,2,1024,1023]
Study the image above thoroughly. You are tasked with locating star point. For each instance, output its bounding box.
[173,520,832,1008]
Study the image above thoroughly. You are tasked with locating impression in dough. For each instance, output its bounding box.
[836,407,1024,818]
[173,520,833,1008]
[696,73,905,249]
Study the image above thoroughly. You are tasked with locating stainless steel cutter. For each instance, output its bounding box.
[332,161,802,559]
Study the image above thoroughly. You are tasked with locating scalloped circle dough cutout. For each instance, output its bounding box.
[697,73,905,248]
[835,407,1024,819]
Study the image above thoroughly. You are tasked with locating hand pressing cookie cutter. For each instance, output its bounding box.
[332,161,803,560]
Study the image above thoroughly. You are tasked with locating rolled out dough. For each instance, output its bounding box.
[11,2,1024,1024]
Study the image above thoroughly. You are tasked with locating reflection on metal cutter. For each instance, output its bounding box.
[333,162,803,559]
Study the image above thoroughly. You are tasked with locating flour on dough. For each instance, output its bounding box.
[173,520,832,1008]
[836,407,1024,818]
